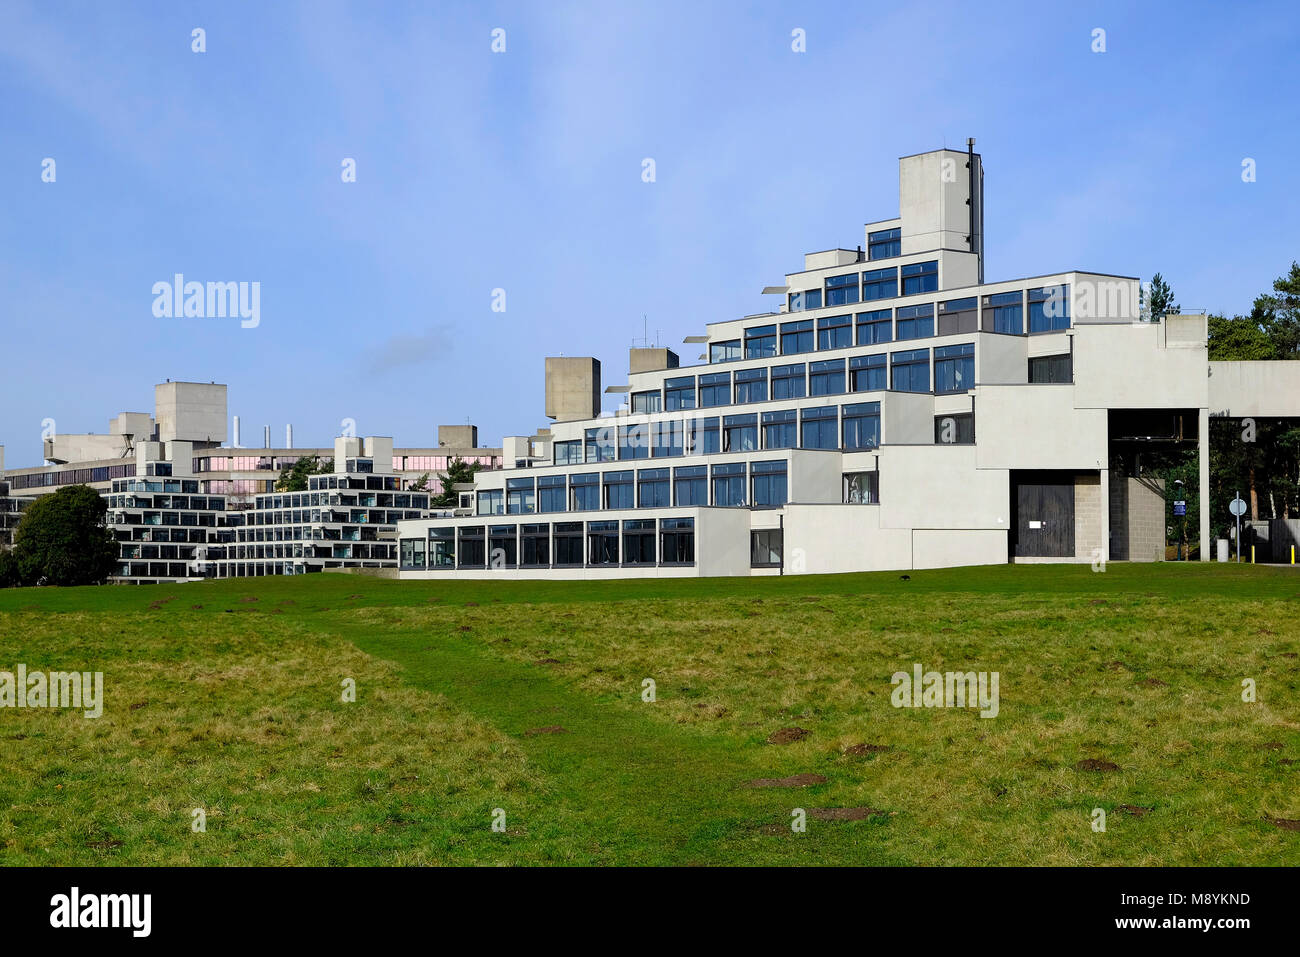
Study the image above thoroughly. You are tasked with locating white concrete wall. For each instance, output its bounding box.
[1073,322,1208,410]
[878,444,1010,531]
[155,382,227,444]
[912,528,1005,569]
[974,385,1107,471]
[1209,361,1300,417]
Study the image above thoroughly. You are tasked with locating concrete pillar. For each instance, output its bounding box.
[1199,408,1210,560]
[1100,466,1110,563]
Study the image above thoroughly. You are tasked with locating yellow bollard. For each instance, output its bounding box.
[1292,545,1296,565]
[1251,545,1255,564]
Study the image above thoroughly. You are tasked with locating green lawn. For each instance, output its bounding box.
[1,563,1297,865]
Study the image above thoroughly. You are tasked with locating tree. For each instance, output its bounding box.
[410,472,431,492]
[1250,260,1300,357]
[0,549,18,588]
[1144,273,1179,321]
[430,456,483,507]
[276,455,333,492]
[11,485,119,586]
[1207,313,1276,361]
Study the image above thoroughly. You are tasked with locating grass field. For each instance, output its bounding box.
[1,563,1297,866]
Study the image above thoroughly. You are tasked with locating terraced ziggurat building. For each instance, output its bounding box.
[395,145,1300,579]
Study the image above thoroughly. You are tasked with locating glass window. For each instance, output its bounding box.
[850,353,887,392]
[891,348,930,393]
[751,460,788,507]
[570,473,600,511]
[723,413,758,452]
[750,528,783,566]
[637,468,670,508]
[711,463,747,506]
[553,522,584,565]
[537,474,566,513]
[1028,284,1071,332]
[585,426,616,463]
[780,320,814,355]
[458,526,486,567]
[935,412,976,445]
[817,314,852,350]
[489,525,517,567]
[688,417,720,455]
[400,537,426,569]
[428,527,455,567]
[664,375,696,411]
[844,472,879,504]
[983,290,1024,334]
[762,409,797,449]
[661,517,695,564]
[554,440,582,465]
[842,401,881,450]
[825,274,860,307]
[771,363,806,400]
[868,227,901,260]
[618,423,650,459]
[698,372,731,408]
[896,303,934,340]
[622,519,656,564]
[901,260,938,295]
[734,367,768,403]
[809,358,846,396]
[603,470,634,510]
[587,521,619,564]
[862,267,897,301]
[631,390,661,414]
[856,309,893,345]
[788,289,822,312]
[652,419,685,457]
[938,297,978,336]
[1029,353,1073,383]
[800,406,838,449]
[744,325,777,359]
[476,489,504,516]
[506,477,535,514]
[710,339,740,363]
[673,466,707,506]
[934,343,975,394]
[521,523,550,566]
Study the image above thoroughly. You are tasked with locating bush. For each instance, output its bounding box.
[12,485,119,586]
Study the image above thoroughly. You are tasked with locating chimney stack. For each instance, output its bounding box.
[286,424,293,449]
[263,425,270,449]
[232,416,241,448]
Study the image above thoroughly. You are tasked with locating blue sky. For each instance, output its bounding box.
[2,0,1297,463]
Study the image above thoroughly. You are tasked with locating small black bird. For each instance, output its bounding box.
[899,574,911,581]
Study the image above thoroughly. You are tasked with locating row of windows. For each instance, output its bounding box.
[628,344,974,420]
[554,402,884,467]
[711,284,1070,363]
[478,460,795,514]
[9,464,137,490]
[406,518,698,569]
[787,260,939,312]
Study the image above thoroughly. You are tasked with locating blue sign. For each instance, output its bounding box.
[1174,500,1186,516]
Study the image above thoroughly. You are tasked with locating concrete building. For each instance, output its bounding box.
[2,383,502,583]
[396,145,1300,579]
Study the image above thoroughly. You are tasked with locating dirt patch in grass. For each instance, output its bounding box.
[809,807,885,821]
[844,743,892,756]
[534,658,562,665]
[768,727,811,745]
[1267,817,1300,831]
[1138,678,1167,687]
[523,726,568,736]
[1075,759,1120,772]
[1116,804,1152,817]
[745,773,827,788]
[1260,742,1284,751]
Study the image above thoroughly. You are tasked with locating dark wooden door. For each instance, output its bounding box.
[1015,482,1075,557]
